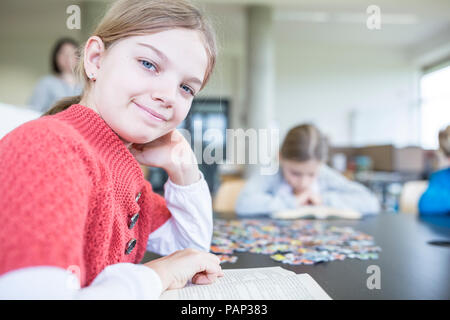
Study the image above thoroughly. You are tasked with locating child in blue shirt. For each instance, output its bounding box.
[419,125,450,215]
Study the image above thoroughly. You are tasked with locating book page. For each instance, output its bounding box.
[211,267,295,284]
[160,268,332,300]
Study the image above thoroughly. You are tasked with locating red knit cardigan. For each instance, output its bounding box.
[0,104,171,287]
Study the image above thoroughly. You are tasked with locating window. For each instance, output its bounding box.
[420,64,450,149]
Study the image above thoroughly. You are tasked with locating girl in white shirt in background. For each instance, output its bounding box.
[236,124,380,216]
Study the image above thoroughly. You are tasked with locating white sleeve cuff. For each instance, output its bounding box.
[84,263,163,299]
[0,263,163,300]
[165,170,207,194]
[146,172,213,255]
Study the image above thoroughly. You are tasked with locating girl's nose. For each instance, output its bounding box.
[151,80,177,108]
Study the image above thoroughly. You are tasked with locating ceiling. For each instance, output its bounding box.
[1,0,449,52]
[199,0,450,51]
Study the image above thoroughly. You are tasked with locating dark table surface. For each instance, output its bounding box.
[141,213,450,300]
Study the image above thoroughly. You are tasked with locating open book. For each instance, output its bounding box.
[160,267,331,300]
[271,205,362,220]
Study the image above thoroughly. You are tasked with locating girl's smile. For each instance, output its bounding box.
[132,100,169,123]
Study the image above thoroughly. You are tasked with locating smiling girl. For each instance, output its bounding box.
[0,0,223,299]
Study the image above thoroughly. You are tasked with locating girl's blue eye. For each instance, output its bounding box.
[140,60,156,71]
[140,59,194,96]
[181,84,194,96]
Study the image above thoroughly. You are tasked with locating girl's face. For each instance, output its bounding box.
[280,158,321,194]
[82,28,208,144]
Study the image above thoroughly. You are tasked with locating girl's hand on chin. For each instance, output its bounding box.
[129,130,201,186]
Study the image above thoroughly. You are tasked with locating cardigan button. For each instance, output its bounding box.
[128,212,139,230]
[135,192,142,202]
[125,238,137,255]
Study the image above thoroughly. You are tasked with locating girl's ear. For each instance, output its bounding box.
[83,36,105,80]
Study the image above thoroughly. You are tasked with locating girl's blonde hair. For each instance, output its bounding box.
[280,124,329,163]
[439,125,450,157]
[44,0,217,116]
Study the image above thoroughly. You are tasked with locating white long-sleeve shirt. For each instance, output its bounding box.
[0,174,212,300]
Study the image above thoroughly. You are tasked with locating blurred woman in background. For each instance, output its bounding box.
[419,125,450,215]
[28,37,82,113]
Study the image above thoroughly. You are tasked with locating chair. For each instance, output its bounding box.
[213,178,246,218]
[399,180,429,214]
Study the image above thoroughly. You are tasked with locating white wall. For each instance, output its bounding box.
[274,42,420,147]
[201,4,423,147]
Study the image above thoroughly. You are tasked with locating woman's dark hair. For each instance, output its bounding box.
[51,37,79,74]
